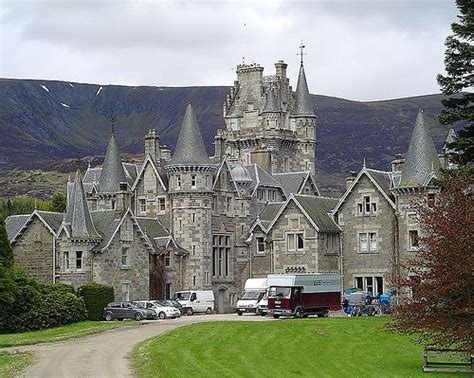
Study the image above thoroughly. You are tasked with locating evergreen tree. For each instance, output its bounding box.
[49,193,66,213]
[437,0,473,165]
[0,218,14,269]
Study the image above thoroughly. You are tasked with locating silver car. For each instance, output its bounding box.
[134,300,181,319]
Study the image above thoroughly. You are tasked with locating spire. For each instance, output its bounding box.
[262,88,279,113]
[399,109,441,188]
[294,61,315,117]
[65,169,101,239]
[98,131,127,192]
[167,103,211,166]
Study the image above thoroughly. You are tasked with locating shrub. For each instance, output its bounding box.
[78,282,114,321]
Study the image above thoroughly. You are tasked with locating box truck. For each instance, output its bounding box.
[235,278,268,316]
[267,273,341,318]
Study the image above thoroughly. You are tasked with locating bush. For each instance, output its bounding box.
[0,268,87,333]
[78,282,114,321]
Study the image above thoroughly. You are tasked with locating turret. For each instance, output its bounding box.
[98,130,127,193]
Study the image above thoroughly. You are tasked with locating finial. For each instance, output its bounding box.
[363,158,366,168]
[87,159,91,170]
[298,41,306,66]
[34,199,37,210]
[109,114,116,135]
[242,23,247,65]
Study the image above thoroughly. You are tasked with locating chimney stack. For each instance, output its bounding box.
[144,129,160,162]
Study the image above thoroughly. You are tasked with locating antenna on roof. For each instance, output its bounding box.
[242,23,247,65]
[298,41,306,66]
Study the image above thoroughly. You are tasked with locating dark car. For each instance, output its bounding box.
[103,302,156,321]
[156,299,184,315]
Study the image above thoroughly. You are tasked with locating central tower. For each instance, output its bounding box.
[217,49,317,175]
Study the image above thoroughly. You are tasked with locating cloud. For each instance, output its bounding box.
[0,0,459,100]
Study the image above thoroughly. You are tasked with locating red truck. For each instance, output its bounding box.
[267,273,341,318]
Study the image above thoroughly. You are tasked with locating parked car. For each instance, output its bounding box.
[155,299,184,315]
[134,300,181,319]
[173,290,215,315]
[103,302,156,321]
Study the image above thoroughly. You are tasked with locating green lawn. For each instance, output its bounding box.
[0,320,135,348]
[0,352,33,378]
[131,317,465,377]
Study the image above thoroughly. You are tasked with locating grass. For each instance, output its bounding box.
[0,320,135,348]
[0,352,33,377]
[131,317,467,377]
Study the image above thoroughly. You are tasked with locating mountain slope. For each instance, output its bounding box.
[0,78,452,190]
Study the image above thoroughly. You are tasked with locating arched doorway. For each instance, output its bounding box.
[217,288,226,314]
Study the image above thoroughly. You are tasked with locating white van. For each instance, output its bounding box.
[173,290,215,315]
[236,278,268,316]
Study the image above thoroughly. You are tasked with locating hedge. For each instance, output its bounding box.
[78,282,114,321]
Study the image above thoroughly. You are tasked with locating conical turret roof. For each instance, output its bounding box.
[98,131,127,192]
[262,88,279,114]
[167,103,211,166]
[65,169,101,239]
[294,63,315,117]
[399,109,441,188]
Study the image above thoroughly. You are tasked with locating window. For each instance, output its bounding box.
[193,275,196,287]
[76,251,83,271]
[139,199,146,213]
[191,174,196,188]
[357,195,377,216]
[212,235,231,277]
[358,232,377,252]
[427,193,435,208]
[165,283,171,300]
[409,230,419,249]
[226,198,232,213]
[64,251,70,271]
[206,175,211,188]
[287,232,304,252]
[111,200,116,210]
[159,198,166,211]
[325,234,338,254]
[256,237,265,253]
[176,175,181,189]
[192,213,196,223]
[204,272,209,285]
[354,276,384,295]
[91,200,97,211]
[192,245,196,255]
[164,251,171,267]
[121,247,131,268]
[121,282,130,301]
[257,190,264,200]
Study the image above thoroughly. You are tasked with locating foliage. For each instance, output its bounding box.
[391,170,474,351]
[78,282,115,321]
[48,193,66,213]
[0,351,32,378]
[131,318,447,377]
[0,218,14,269]
[0,268,87,333]
[437,0,473,164]
[0,196,55,221]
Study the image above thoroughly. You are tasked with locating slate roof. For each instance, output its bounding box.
[258,202,284,229]
[65,170,101,239]
[136,217,170,252]
[98,132,127,192]
[294,195,339,232]
[231,164,253,183]
[261,88,279,113]
[36,211,63,233]
[294,64,315,117]
[91,210,120,250]
[273,172,308,196]
[399,109,441,188]
[5,214,30,241]
[244,164,282,189]
[366,169,394,202]
[167,103,212,167]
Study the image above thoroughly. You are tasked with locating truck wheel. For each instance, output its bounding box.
[260,311,266,317]
[206,307,213,314]
[237,311,243,316]
[273,314,280,319]
[186,308,193,316]
[295,308,303,318]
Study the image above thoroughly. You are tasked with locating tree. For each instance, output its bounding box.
[437,0,473,165]
[391,170,474,351]
[49,193,66,213]
[0,218,14,269]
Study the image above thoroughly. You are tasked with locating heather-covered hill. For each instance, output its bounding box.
[0,78,452,191]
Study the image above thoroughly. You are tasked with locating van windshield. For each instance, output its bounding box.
[173,292,190,301]
[241,291,261,300]
[268,287,291,299]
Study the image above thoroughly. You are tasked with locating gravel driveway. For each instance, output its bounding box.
[10,314,270,377]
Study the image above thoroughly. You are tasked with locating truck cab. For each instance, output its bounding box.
[235,278,268,316]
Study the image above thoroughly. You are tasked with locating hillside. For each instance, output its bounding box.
[0,78,453,192]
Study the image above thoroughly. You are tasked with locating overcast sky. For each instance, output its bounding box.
[0,0,459,101]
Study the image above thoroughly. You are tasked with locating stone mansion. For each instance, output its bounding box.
[6,57,453,313]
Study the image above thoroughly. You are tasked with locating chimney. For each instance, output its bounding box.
[345,171,357,190]
[144,129,160,161]
[160,146,171,161]
[275,60,287,79]
[214,129,225,161]
[250,148,272,174]
[391,154,405,173]
[115,182,131,217]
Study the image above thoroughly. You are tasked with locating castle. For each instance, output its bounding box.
[6,55,453,313]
